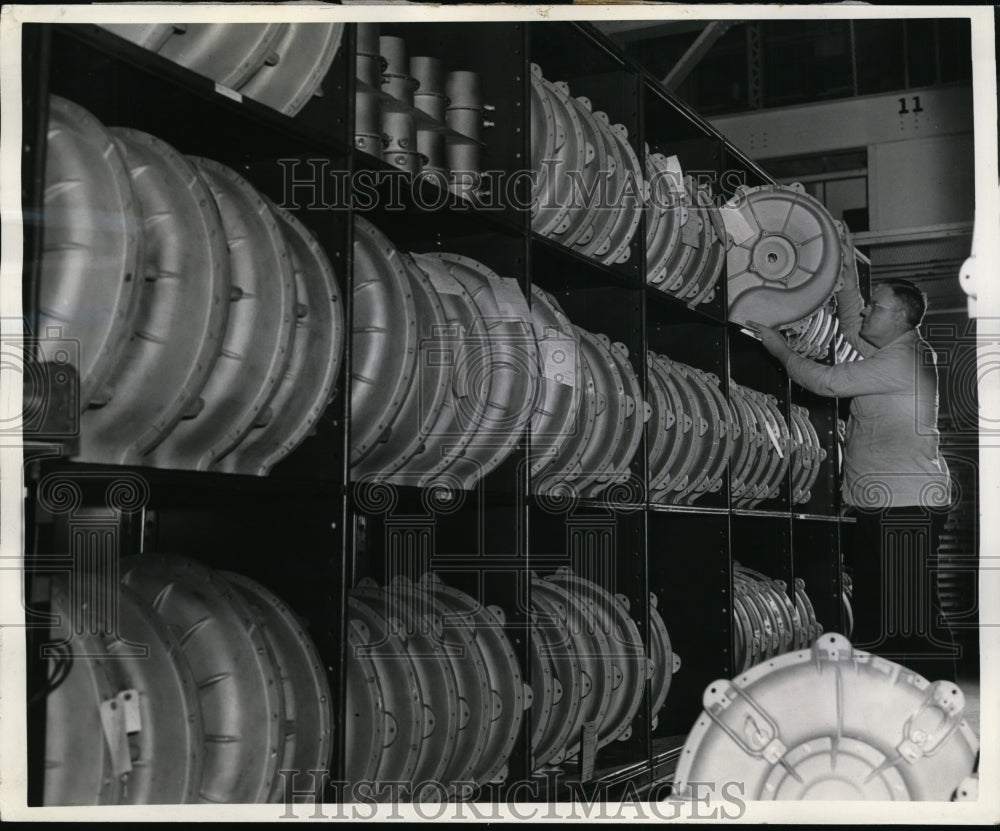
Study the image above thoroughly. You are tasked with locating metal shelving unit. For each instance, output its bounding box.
[20,18,854,804]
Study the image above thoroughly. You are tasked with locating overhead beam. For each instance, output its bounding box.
[661,20,740,89]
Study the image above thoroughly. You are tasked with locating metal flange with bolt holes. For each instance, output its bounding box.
[674,634,980,801]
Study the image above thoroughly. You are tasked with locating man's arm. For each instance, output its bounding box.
[746,321,908,398]
[834,229,878,359]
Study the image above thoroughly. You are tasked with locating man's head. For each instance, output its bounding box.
[859,279,926,347]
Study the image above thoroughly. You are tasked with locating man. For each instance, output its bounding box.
[747,259,957,682]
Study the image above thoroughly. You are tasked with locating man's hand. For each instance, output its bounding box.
[745,320,789,358]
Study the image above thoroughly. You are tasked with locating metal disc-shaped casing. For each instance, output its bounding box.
[148,158,296,471]
[344,619,385,789]
[588,341,645,499]
[351,584,460,797]
[528,597,583,769]
[724,183,844,327]
[157,23,289,90]
[219,572,333,803]
[40,96,144,410]
[528,287,584,478]
[404,577,493,790]
[530,577,613,760]
[216,202,343,475]
[76,128,230,466]
[674,634,979,801]
[572,330,627,492]
[352,253,451,482]
[390,256,490,488]
[648,593,677,723]
[646,153,688,286]
[547,571,646,748]
[42,579,205,805]
[421,576,527,786]
[120,554,287,803]
[238,23,345,116]
[411,254,538,490]
[100,23,176,51]
[349,217,420,466]
[346,595,424,798]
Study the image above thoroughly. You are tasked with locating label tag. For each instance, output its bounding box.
[721,204,757,246]
[763,416,784,458]
[487,275,530,321]
[214,82,243,103]
[578,721,598,782]
[99,698,132,777]
[119,689,141,734]
[538,337,576,386]
[424,264,463,295]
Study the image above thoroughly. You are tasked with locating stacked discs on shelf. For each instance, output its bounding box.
[531,292,649,501]
[732,564,822,673]
[353,23,486,184]
[100,21,345,116]
[645,153,727,306]
[350,221,648,498]
[42,555,331,805]
[728,382,791,509]
[344,569,678,793]
[529,570,679,769]
[529,63,644,266]
[38,96,345,475]
[788,404,826,505]
[345,574,529,800]
[674,633,979,801]
[350,218,538,491]
[646,354,733,506]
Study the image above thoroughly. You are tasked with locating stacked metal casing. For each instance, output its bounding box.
[673,633,979,801]
[42,554,331,805]
[350,218,648,496]
[788,404,827,505]
[39,96,345,475]
[647,355,733,506]
[732,564,823,673]
[645,151,728,306]
[354,24,486,184]
[531,291,649,501]
[99,22,346,116]
[344,570,678,796]
[528,63,644,266]
[350,217,537,490]
[528,570,679,769]
[727,382,791,509]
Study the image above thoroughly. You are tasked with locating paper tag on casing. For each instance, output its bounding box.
[118,689,141,734]
[721,204,757,246]
[763,416,784,458]
[538,337,576,386]
[99,698,132,777]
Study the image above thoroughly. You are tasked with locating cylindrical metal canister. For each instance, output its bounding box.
[417,128,447,173]
[410,56,445,97]
[381,73,418,107]
[355,86,381,136]
[446,141,481,181]
[354,133,383,159]
[355,24,384,88]
[445,107,482,141]
[381,108,416,154]
[378,35,408,76]
[385,150,424,174]
[445,70,482,110]
[414,92,449,123]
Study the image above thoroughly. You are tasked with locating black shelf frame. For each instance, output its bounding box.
[18,18,859,805]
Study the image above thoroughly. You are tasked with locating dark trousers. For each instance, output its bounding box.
[846,505,959,683]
